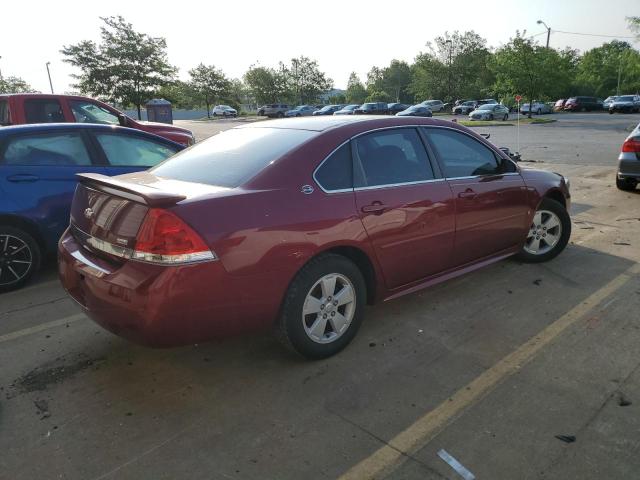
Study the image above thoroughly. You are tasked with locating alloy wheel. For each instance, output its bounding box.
[302,273,356,344]
[524,210,562,255]
[0,234,33,286]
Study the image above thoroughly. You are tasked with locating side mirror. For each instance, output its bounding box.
[117,113,128,127]
[499,147,521,162]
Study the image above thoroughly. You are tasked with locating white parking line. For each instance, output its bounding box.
[0,313,86,343]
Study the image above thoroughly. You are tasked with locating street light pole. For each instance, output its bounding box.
[0,55,3,80]
[46,62,54,94]
[537,20,551,48]
[445,39,453,103]
[617,57,622,96]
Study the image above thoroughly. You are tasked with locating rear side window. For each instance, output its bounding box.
[151,127,316,187]
[0,100,9,125]
[354,128,434,187]
[315,143,352,191]
[425,128,500,177]
[24,99,65,123]
[95,133,179,167]
[2,132,92,166]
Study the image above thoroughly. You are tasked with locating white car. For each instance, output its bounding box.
[468,103,510,121]
[520,101,552,115]
[212,105,237,117]
[420,100,445,112]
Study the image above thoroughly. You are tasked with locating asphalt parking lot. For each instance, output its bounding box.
[1,112,640,479]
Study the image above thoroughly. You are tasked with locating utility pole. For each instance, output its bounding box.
[537,20,551,48]
[46,62,53,94]
[445,39,453,103]
[617,57,622,96]
[0,55,3,80]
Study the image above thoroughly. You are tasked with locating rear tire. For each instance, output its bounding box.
[488,114,494,120]
[616,177,637,191]
[277,112,284,118]
[275,254,366,360]
[0,226,41,293]
[516,198,571,264]
[503,114,509,121]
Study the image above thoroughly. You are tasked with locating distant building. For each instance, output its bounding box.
[319,88,346,102]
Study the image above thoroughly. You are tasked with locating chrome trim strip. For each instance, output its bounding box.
[354,178,445,191]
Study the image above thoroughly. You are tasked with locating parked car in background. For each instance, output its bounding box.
[0,93,195,146]
[603,96,618,110]
[257,105,267,116]
[609,95,640,114]
[564,96,601,112]
[0,123,183,292]
[285,105,317,117]
[396,105,433,117]
[420,100,445,112]
[333,104,361,115]
[616,121,640,191]
[520,101,553,115]
[477,99,499,106]
[262,104,291,118]
[469,103,510,121]
[553,99,566,111]
[313,105,344,116]
[58,116,571,359]
[354,102,388,115]
[387,103,411,115]
[453,101,478,115]
[212,105,237,117]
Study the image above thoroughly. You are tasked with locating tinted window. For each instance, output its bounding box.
[0,100,9,125]
[2,132,91,166]
[426,128,500,177]
[69,100,120,125]
[315,144,352,191]
[95,133,178,167]
[151,127,316,187]
[354,128,434,187]
[24,99,65,123]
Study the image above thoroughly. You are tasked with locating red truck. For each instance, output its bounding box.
[0,93,195,146]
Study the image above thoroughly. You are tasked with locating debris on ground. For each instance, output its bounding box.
[618,393,632,407]
[555,434,576,443]
[34,399,50,419]
[533,279,542,286]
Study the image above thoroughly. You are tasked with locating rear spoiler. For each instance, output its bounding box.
[77,173,186,207]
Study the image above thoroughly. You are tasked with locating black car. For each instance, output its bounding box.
[609,95,640,114]
[354,102,389,115]
[564,96,602,112]
[387,103,410,115]
[395,105,433,117]
[312,105,344,116]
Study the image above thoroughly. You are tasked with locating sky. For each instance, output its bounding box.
[2,0,638,94]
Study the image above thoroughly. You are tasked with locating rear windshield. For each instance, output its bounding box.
[151,127,317,187]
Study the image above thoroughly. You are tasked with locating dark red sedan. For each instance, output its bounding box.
[58,116,571,359]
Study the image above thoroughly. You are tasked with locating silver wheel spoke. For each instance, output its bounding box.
[7,265,20,280]
[330,312,348,334]
[544,231,560,246]
[309,316,328,339]
[9,244,27,256]
[1,236,7,252]
[303,296,323,316]
[528,237,541,252]
[543,216,560,230]
[334,285,354,307]
[320,275,337,298]
[524,209,563,256]
[532,211,542,226]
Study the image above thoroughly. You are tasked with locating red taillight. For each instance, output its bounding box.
[622,137,640,153]
[133,208,215,264]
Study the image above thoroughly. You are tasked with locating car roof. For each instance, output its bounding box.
[234,115,461,133]
[0,123,180,145]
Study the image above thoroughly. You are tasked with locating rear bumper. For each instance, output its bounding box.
[617,152,640,180]
[58,230,277,347]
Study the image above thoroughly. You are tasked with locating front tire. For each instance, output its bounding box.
[275,254,366,359]
[516,198,571,263]
[0,226,41,293]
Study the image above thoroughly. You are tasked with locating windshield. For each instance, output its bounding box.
[151,127,317,187]
[320,106,333,111]
[478,104,494,110]
[462,101,475,106]
[344,105,359,110]
[407,106,422,111]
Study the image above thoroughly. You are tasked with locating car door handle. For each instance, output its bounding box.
[458,189,477,199]
[7,174,40,183]
[361,202,388,214]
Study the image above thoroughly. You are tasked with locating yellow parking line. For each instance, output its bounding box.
[0,313,86,344]
[338,263,640,480]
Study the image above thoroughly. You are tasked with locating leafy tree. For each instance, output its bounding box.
[328,93,346,104]
[281,56,333,104]
[0,76,36,93]
[156,81,201,109]
[188,64,231,118]
[380,60,412,102]
[409,54,448,103]
[61,16,176,119]
[345,72,367,104]
[365,90,392,102]
[244,65,284,104]
[574,41,640,97]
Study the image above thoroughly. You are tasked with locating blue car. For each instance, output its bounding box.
[0,123,184,292]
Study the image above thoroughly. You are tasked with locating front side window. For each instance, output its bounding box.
[24,99,65,123]
[95,133,178,167]
[425,128,501,178]
[2,132,92,166]
[354,128,434,188]
[315,143,352,192]
[69,100,120,125]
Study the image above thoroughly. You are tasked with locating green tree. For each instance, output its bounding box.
[574,41,640,97]
[282,56,333,104]
[381,60,412,103]
[365,90,392,102]
[345,72,367,104]
[61,16,176,119]
[0,76,36,94]
[156,81,201,109]
[244,65,283,104]
[188,64,231,118]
